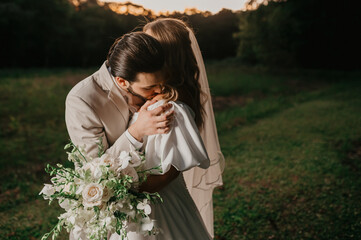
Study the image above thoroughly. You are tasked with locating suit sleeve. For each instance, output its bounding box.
[65,94,136,158]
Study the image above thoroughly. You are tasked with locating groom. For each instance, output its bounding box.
[65,32,174,160]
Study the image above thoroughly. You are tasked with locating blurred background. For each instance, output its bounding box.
[1,0,361,239]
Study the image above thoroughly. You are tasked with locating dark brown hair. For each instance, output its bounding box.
[107,32,164,82]
[144,18,205,128]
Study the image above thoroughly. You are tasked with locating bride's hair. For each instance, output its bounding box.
[144,18,205,128]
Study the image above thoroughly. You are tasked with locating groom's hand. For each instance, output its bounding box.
[128,99,174,142]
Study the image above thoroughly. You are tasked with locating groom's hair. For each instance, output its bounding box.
[107,32,164,82]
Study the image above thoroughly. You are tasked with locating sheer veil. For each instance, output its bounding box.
[182,27,225,238]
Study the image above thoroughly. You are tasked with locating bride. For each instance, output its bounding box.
[110,18,225,240]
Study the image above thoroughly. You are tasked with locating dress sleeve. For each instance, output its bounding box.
[144,101,210,175]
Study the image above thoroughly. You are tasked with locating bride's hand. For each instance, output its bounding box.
[128,99,174,142]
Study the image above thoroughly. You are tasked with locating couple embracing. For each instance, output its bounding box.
[65,18,225,240]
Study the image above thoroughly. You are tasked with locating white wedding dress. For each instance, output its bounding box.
[109,100,212,240]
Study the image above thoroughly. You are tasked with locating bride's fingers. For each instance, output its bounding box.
[156,121,171,129]
[164,110,174,119]
[140,99,157,111]
[151,103,173,116]
[157,127,170,134]
[155,110,174,123]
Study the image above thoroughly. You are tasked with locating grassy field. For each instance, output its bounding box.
[0,65,360,239]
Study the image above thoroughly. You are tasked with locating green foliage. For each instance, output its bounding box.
[236,0,361,69]
[0,0,144,68]
[0,1,240,68]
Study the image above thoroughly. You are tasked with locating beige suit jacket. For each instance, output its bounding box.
[65,61,135,158]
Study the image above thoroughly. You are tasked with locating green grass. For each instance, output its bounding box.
[0,70,93,240]
[0,67,360,239]
[211,70,361,239]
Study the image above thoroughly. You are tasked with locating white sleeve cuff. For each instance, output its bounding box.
[125,129,143,149]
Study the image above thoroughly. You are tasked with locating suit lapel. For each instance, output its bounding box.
[108,83,129,123]
[97,61,130,124]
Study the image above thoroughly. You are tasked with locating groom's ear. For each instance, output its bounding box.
[115,77,130,89]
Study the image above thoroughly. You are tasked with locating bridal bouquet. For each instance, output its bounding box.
[39,140,162,240]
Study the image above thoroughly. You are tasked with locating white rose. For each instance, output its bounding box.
[39,184,55,199]
[121,166,139,182]
[82,183,104,208]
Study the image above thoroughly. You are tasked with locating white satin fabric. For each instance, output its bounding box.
[130,100,210,174]
[109,100,211,240]
[109,174,211,240]
[182,28,225,238]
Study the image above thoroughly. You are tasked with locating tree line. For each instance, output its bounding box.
[1,0,359,69]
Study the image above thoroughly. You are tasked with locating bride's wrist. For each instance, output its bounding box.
[128,125,144,142]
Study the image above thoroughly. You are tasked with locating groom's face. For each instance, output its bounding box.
[117,70,164,109]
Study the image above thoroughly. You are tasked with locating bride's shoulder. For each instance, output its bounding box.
[171,101,195,119]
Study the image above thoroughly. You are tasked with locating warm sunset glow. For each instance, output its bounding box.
[101,0,249,14]
[108,3,151,15]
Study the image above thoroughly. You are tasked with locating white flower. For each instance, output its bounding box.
[99,154,115,167]
[93,167,103,180]
[82,161,95,173]
[68,215,76,225]
[82,161,102,180]
[129,150,142,167]
[59,198,76,210]
[76,183,85,195]
[140,216,154,232]
[62,182,76,194]
[109,151,132,176]
[51,174,66,185]
[39,184,55,199]
[137,199,151,215]
[82,183,104,208]
[59,210,72,222]
[116,151,131,169]
[127,210,136,219]
[121,166,139,182]
[113,201,126,212]
[41,141,160,240]
[75,208,94,227]
[100,216,114,228]
[73,225,87,240]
